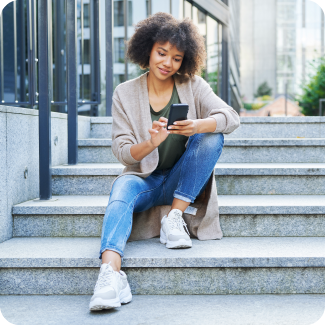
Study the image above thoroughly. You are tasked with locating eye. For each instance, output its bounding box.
[158,52,164,56]
[175,59,181,62]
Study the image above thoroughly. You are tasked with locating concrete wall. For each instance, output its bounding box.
[240,0,277,102]
[0,106,90,243]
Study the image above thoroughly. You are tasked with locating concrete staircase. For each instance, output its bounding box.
[1,117,325,296]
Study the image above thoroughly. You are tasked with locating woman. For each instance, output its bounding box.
[89,12,240,311]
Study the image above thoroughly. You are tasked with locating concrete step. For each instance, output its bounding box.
[12,195,325,237]
[89,116,325,139]
[1,294,325,325]
[1,237,325,295]
[90,117,112,139]
[51,162,325,195]
[78,138,325,163]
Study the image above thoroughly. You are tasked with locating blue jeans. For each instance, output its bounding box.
[99,132,224,259]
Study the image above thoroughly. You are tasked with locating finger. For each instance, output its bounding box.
[148,128,159,134]
[173,120,191,126]
[158,117,168,123]
[168,124,191,130]
[153,121,166,128]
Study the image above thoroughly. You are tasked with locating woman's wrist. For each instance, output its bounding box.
[196,117,217,133]
[148,138,158,149]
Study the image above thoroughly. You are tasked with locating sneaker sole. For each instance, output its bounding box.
[89,297,121,311]
[120,284,133,304]
[89,284,132,311]
[160,229,192,249]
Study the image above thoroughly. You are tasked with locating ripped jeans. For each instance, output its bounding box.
[99,132,224,259]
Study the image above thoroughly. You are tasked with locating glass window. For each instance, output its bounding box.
[79,74,91,99]
[85,39,90,65]
[84,4,89,28]
[206,16,219,94]
[114,38,125,63]
[114,1,124,27]
[114,0,133,27]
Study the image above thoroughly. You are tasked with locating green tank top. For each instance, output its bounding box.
[150,84,188,170]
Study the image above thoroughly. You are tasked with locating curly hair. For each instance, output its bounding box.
[126,12,207,83]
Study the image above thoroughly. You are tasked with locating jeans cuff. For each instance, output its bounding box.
[99,246,124,259]
[174,191,195,203]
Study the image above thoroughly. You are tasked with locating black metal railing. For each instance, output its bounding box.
[0,0,102,110]
[0,0,113,200]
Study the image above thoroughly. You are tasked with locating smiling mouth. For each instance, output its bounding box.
[159,68,170,73]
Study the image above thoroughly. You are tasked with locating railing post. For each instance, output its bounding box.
[18,0,26,103]
[38,0,52,199]
[319,99,325,117]
[221,25,230,105]
[90,0,101,116]
[54,0,65,113]
[66,0,78,164]
[106,0,113,116]
[0,12,3,102]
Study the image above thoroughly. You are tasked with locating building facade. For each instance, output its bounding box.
[240,0,325,102]
[0,0,241,115]
[112,0,242,112]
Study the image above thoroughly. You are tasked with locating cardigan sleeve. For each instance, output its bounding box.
[197,77,240,134]
[111,92,141,166]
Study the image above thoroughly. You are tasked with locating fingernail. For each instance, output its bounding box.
[168,126,172,129]
[174,122,177,125]
[167,131,170,134]
[155,130,158,133]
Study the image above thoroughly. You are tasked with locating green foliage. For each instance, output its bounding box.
[243,103,253,110]
[243,102,267,110]
[260,95,273,101]
[299,58,325,116]
[208,71,218,94]
[254,81,273,98]
[251,102,267,110]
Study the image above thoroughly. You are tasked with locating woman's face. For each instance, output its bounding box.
[149,41,184,80]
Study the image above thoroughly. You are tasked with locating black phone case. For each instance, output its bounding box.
[167,104,189,128]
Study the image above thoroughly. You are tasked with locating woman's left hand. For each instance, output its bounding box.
[167,119,199,136]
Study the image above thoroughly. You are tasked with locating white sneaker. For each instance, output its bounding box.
[89,262,132,311]
[160,209,192,249]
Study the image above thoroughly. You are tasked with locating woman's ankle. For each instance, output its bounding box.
[101,250,122,271]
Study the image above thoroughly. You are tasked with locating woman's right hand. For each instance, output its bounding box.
[148,117,169,148]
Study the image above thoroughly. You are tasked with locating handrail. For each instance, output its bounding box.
[38,0,52,200]
[0,0,101,110]
[0,11,4,101]
[67,0,78,165]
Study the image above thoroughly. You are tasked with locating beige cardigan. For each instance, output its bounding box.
[111,71,240,241]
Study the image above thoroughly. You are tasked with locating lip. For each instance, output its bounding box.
[158,68,170,75]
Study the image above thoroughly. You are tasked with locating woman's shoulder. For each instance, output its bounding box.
[176,73,209,90]
[175,73,210,99]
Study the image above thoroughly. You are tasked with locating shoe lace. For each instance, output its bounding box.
[168,212,190,236]
[94,262,115,291]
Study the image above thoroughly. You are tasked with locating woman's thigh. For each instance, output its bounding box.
[109,173,165,213]
[161,132,224,204]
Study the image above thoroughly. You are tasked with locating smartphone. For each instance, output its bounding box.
[167,103,189,129]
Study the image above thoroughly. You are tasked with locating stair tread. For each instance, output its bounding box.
[78,138,325,147]
[51,162,325,176]
[13,194,325,215]
[0,237,325,268]
[1,294,325,325]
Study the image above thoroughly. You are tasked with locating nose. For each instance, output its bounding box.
[163,56,172,68]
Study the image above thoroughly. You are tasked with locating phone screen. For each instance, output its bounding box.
[167,104,189,128]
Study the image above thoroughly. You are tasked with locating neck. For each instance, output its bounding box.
[147,70,175,96]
